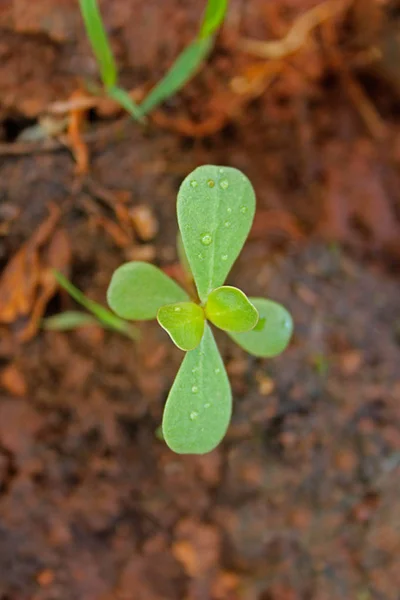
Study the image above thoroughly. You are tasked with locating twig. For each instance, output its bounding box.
[240,0,347,60]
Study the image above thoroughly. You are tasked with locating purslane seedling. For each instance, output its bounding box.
[107,165,293,454]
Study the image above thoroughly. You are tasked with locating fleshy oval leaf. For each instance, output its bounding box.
[177,165,256,302]
[162,324,232,454]
[229,298,293,357]
[157,302,205,351]
[205,286,258,332]
[107,262,189,320]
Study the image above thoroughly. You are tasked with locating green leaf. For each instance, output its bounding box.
[229,298,293,357]
[199,0,228,39]
[162,324,232,454]
[177,165,256,302]
[157,302,205,351]
[43,311,98,331]
[107,86,144,122]
[78,0,118,88]
[205,286,258,332]
[138,38,212,117]
[107,262,189,320]
[53,270,139,340]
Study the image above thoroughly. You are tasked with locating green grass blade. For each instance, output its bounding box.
[53,270,139,339]
[43,311,99,331]
[107,86,144,122]
[162,324,232,454]
[199,0,228,39]
[78,0,118,88]
[138,37,212,117]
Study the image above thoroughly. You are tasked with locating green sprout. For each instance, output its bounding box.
[43,270,138,341]
[79,0,228,120]
[107,165,293,454]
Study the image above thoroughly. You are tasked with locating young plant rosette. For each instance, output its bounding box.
[107,165,293,454]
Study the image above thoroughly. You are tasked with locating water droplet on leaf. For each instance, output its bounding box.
[201,234,212,246]
[207,179,215,188]
[198,253,205,261]
[219,179,229,190]
[240,206,248,214]
[174,306,181,312]
[224,221,231,228]
[192,386,199,394]
[221,254,228,261]
[215,367,221,374]
[204,403,211,409]
[227,207,232,214]
[190,180,198,188]
[190,411,199,420]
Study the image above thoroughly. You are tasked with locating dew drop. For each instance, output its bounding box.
[190,411,199,420]
[207,179,215,188]
[221,254,228,261]
[198,253,205,261]
[191,385,199,394]
[219,167,224,174]
[190,180,198,188]
[174,306,182,312]
[201,233,212,246]
[219,179,229,190]
[215,367,221,374]
[227,207,232,214]
[240,206,248,214]
[224,221,231,228]
[204,403,211,409]
[192,367,199,374]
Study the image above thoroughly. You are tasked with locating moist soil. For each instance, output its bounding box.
[1,1,400,599]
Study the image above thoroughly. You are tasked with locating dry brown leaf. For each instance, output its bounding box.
[19,229,71,342]
[0,363,27,396]
[0,204,60,326]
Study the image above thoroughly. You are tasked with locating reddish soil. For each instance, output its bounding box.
[1,1,400,599]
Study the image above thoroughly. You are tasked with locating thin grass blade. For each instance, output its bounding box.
[53,270,139,339]
[107,86,144,122]
[199,0,228,39]
[138,37,212,117]
[78,0,118,88]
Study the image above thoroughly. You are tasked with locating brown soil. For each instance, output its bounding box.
[1,1,400,599]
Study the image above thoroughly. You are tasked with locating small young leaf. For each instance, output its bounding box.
[177,165,256,302]
[229,298,293,357]
[157,302,205,351]
[54,270,139,340]
[162,324,232,454]
[107,86,144,122]
[138,38,212,117]
[107,262,189,320]
[78,0,118,88]
[43,311,99,331]
[205,286,258,332]
[199,0,228,39]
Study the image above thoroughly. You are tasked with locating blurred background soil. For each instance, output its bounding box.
[1,0,400,598]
